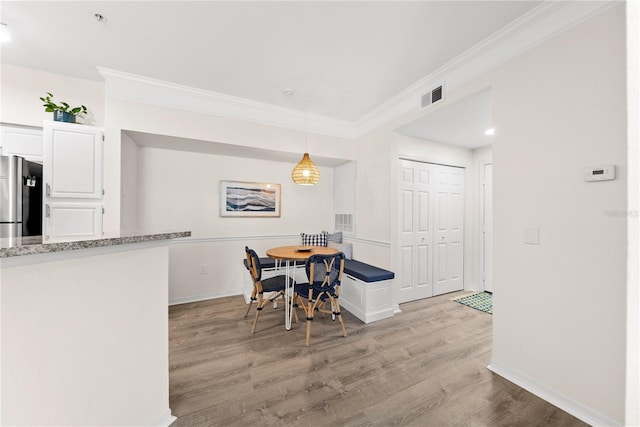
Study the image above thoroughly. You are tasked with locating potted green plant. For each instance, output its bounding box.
[39,92,88,123]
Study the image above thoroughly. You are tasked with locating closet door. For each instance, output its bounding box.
[398,160,434,303]
[398,160,465,303]
[433,165,465,295]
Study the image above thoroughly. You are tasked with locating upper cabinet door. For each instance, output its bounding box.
[44,121,103,200]
[0,125,44,163]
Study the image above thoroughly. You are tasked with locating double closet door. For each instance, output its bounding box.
[399,159,464,303]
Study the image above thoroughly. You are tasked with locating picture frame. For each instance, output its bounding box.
[219,180,281,217]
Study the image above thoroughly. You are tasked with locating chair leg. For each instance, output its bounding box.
[305,316,312,347]
[251,308,261,334]
[244,297,255,318]
[305,299,321,347]
[330,296,347,337]
[251,293,265,334]
[291,294,299,324]
[244,286,257,318]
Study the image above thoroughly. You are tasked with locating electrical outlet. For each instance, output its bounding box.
[199,265,208,275]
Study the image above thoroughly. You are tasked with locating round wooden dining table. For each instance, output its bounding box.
[266,245,339,330]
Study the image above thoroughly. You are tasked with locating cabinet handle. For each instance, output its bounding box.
[46,183,51,197]
[45,204,50,218]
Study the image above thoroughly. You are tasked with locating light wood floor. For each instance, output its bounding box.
[169,291,588,427]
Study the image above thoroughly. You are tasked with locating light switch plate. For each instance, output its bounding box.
[525,227,540,245]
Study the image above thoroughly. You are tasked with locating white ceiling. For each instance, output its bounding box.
[395,87,494,149]
[1,1,540,125]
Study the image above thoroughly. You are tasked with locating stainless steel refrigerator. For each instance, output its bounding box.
[0,155,43,242]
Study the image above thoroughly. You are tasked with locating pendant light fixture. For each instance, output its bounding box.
[286,88,320,185]
[292,152,320,185]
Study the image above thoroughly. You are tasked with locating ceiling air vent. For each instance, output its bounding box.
[420,85,444,109]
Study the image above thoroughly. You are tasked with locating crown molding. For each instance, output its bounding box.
[351,0,617,138]
[98,1,616,141]
[97,67,355,139]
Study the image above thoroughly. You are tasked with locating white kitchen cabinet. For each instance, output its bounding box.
[43,121,104,242]
[0,125,44,163]
[44,121,103,199]
[44,202,103,243]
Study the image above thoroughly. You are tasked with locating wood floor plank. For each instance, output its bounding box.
[169,292,588,426]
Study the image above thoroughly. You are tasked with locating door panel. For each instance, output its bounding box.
[402,190,413,232]
[417,244,430,288]
[400,246,413,290]
[417,191,429,232]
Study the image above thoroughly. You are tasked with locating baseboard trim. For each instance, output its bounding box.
[488,359,622,427]
[151,409,177,427]
[169,290,242,306]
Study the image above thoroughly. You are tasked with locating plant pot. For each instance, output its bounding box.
[53,111,76,123]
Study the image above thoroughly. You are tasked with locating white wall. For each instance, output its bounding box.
[626,2,640,423]
[1,244,172,426]
[486,6,626,425]
[103,96,354,238]
[102,96,348,303]
[0,64,105,127]
[120,131,139,234]
[134,146,334,303]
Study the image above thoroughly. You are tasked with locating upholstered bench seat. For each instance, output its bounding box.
[343,259,394,282]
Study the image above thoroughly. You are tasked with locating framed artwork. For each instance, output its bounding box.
[219,181,281,217]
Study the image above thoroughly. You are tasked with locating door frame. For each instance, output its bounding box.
[479,161,493,292]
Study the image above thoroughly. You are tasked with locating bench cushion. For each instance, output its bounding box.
[343,259,394,283]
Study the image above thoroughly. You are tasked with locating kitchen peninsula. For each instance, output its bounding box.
[0,231,190,426]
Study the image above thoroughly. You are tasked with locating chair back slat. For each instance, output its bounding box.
[245,246,262,281]
[305,252,345,294]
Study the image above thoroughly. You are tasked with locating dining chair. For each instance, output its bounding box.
[293,252,347,346]
[244,246,292,334]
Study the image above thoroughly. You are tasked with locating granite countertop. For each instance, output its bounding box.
[0,231,191,259]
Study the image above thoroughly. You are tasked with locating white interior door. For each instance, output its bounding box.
[398,160,433,303]
[433,165,465,295]
[483,163,493,293]
[398,160,465,303]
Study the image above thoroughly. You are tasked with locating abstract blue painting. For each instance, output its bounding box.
[220,181,281,217]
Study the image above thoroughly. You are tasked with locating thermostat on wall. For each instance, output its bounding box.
[584,165,615,182]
